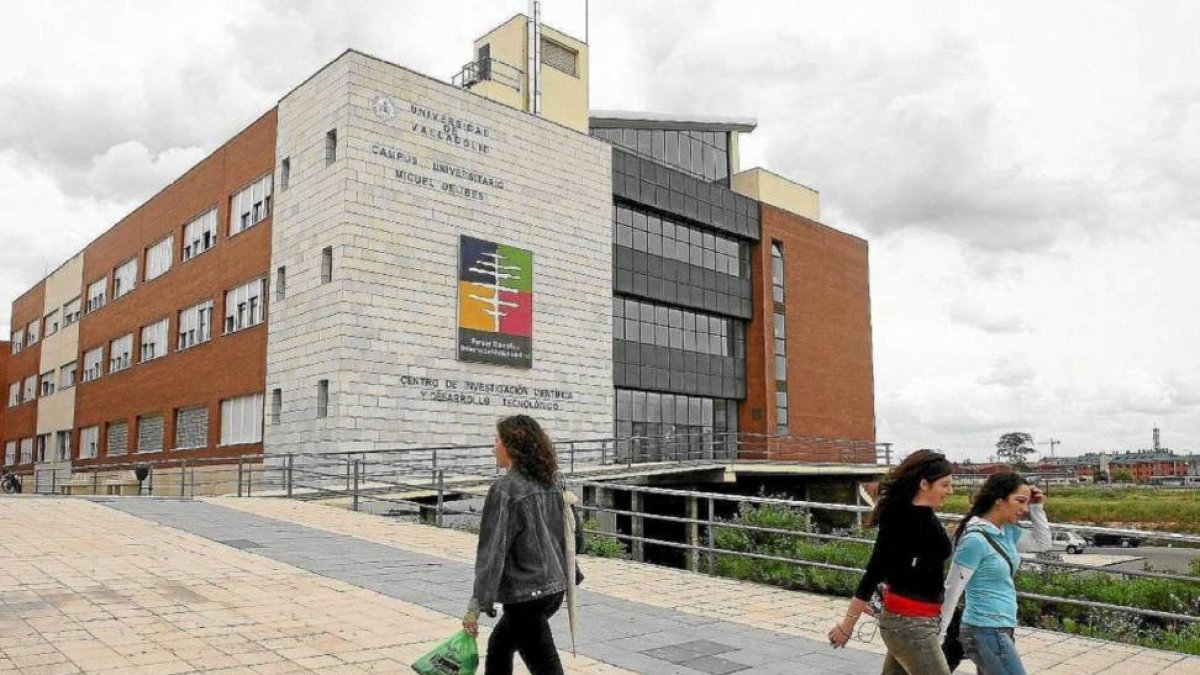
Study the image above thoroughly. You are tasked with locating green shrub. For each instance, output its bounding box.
[582,518,628,559]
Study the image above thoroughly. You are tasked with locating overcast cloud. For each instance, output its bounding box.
[1,0,1197,460]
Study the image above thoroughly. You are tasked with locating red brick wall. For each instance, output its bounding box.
[741,204,875,461]
[74,109,277,465]
[0,341,9,461]
[4,284,45,465]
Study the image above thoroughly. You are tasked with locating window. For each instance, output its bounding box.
[79,427,99,459]
[772,243,788,435]
[54,430,71,461]
[317,380,329,417]
[140,319,168,362]
[613,204,745,277]
[82,347,103,382]
[109,334,133,373]
[231,174,272,235]
[325,129,337,166]
[771,242,785,304]
[23,376,36,403]
[612,297,739,357]
[276,266,286,301]
[137,414,164,453]
[145,235,174,281]
[44,309,60,337]
[113,258,137,299]
[775,392,789,437]
[4,441,14,467]
[224,278,266,333]
[178,300,213,349]
[39,371,55,397]
[26,319,39,345]
[106,420,128,457]
[35,434,49,463]
[175,406,209,450]
[541,38,577,76]
[321,246,333,283]
[220,394,263,446]
[271,388,282,426]
[63,297,81,326]
[7,382,19,408]
[20,438,33,464]
[11,327,23,354]
[86,278,107,313]
[182,208,217,260]
[280,157,290,190]
[59,362,76,390]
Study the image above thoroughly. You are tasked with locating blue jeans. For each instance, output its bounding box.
[961,625,1026,675]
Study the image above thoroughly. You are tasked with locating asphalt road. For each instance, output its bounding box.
[1093,545,1200,574]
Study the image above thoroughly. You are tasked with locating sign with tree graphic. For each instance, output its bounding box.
[457,235,533,368]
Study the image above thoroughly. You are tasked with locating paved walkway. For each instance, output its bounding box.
[0,496,1197,674]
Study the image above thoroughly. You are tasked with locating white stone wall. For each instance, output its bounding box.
[266,50,613,455]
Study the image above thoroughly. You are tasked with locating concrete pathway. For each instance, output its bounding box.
[2,495,1198,674]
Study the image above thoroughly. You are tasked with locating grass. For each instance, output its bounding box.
[943,486,1200,534]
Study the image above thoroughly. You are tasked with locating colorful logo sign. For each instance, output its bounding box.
[457,235,533,368]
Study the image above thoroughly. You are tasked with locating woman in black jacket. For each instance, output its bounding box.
[828,449,955,674]
[463,415,580,675]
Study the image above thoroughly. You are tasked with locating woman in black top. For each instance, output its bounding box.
[828,449,955,675]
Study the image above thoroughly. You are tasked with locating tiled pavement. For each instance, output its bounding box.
[2,496,1198,674]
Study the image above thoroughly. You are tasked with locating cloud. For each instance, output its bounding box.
[976,355,1037,388]
[946,298,1031,334]
[85,142,207,203]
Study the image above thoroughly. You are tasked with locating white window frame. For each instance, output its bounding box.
[35,434,49,463]
[11,327,23,354]
[178,299,214,350]
[79,427,99,460]
[113,259,138,299]
[106,421,128,457]
[109,334,133,373]
[182,208,217,261]
[220,393,264,446]
[7,382,19,408]
[63,297,82,326]
[44,309,60,337]
[86,278,107,313]
[39,371,55,397]
[26,319,39,345]
[140,319,168,362]
[4,440,15,467]
[54,430,71,461]
[223,278,267,334]
[23,376,36,403]
[83,347,104,382]
[230,174,272,236]
[145,235,174,281]
[19,438,33,465]
[59,362,76,390]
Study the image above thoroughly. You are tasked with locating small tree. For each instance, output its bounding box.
[996,432,1036,467]
[1111,469,1134,483]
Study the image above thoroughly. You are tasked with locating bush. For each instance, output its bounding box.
[583,518,628,559]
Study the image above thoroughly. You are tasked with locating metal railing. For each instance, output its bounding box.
[563,481,1200,625]
[452,57,523,92]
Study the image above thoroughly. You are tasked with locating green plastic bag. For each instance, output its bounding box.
[412,630,479,675]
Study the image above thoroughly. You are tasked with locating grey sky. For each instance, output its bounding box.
[2,0,1197,460]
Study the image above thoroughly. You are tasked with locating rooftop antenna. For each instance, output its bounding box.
[1153,425,1161,452]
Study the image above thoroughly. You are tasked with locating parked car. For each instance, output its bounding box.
[1084,532,1142,548]
[1051,530,1088,554]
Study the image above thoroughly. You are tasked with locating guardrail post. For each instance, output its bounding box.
[568,442,575,475]
[179,461,187,497]
[286,453,294,498]
[686,495,699,572]
[237,458,244,497]
[631,490,644,563]
[352,459,361,512]
[436,469,445,528]
[346,458,352,494]
[706,497,716,574]
[92,469,99,496]
[601,440,608,466]
[246,462,253,497]
[51,470,57,495]
[432,448,438,488]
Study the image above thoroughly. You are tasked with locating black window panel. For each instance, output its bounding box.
[638,130,652,155]
[652,130,665,160]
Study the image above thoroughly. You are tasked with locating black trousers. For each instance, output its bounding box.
[485,592,564,675]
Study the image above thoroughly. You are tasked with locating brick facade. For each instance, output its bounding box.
[4,284,45,470]
[741,204,875,460]
[0,341,8,463]
[72,110,276,465]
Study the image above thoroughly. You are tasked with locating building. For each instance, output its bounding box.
[0,341,8,464]
[1109,450,1194,483]
[3,14,876,489]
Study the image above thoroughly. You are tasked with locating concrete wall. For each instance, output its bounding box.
[36,254,82,438]
[732,168,820,222]
[267,50,613,455]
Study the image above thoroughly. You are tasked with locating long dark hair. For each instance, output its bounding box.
[869,449,953,526]
[497,415,558,485]
[953,471,1028,545]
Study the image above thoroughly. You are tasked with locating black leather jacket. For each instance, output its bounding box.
[468,470,584,614]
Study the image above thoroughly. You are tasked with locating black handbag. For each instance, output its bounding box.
[941,532,1016,672]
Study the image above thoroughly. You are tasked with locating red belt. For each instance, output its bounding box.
[882,589,941,618]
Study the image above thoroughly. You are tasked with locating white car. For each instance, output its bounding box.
[1051,531,1088,554]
